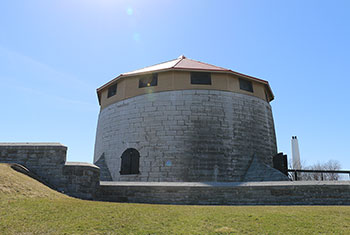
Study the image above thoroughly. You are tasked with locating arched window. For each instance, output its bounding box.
[120,148,140,175]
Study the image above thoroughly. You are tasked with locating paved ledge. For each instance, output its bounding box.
[100,181,350,187]
[65,162,100,169]
[0,142,65,146]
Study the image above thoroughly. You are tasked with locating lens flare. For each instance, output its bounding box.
[146,87,156,101]
[133,33,140,42]
[126,7,133,15]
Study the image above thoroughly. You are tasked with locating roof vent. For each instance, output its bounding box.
[178,55,186,59]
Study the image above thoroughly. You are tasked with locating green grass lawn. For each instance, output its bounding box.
[1,163,350,234]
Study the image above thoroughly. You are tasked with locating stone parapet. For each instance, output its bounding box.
[0,143,100,200]
[63,162,100,199]
[0,143,67,190]
[97,181,350,205]
[1,143,350,205]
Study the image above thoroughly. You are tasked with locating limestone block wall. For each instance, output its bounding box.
[63,162,100,199]
[0,143,67,189]
[94,90,277,182]
[97,181,350,205]
[0,143,100,200]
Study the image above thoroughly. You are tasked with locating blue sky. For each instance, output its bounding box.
[1,0,349,169]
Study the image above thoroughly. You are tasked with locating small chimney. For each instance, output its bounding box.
[291,136,301,169]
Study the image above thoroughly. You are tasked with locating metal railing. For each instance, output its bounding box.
[288,169,350,181]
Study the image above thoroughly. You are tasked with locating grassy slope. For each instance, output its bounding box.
[1,163,350,234]
[0,164,65,199]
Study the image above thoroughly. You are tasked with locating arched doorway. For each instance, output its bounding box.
[120,148,140,175]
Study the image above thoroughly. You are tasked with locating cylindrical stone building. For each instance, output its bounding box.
[94,56,286,182]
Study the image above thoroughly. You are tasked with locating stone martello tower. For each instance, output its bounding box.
[94,56,287,182]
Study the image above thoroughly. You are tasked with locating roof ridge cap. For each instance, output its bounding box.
[171,55,185,68]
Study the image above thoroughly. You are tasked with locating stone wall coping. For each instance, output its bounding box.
[100,181,350,187]
[0,142,65,147]
[65,162,100,169]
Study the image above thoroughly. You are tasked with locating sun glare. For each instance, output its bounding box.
[126,7,133,15]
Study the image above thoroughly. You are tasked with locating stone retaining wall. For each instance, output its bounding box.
[1,143,349,205]
[0,143,99,200]
[0,143,67,189]
[97,181,350,205]
[63,162,100,199]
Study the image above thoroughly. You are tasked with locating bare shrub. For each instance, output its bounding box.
[300,160,341,181]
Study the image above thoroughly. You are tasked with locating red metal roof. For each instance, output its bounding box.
[97,55,274,102]
[175,55,230,71]
[120,55,230,77]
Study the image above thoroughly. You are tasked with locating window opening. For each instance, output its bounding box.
[107,84,117,98]
[139,74,158,88]
[239,78,253,92]
[190,72,211,85]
